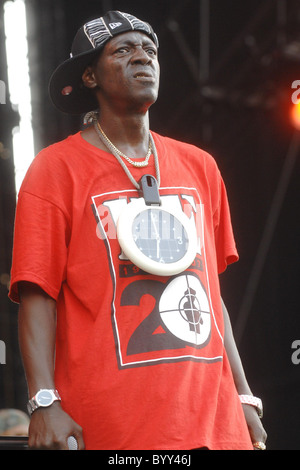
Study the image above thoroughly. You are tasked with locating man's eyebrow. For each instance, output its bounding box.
[113,38,156,48]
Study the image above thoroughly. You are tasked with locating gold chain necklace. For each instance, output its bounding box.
[96,121,152,168]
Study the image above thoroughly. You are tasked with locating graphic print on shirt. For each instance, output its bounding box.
[91,187,224,369]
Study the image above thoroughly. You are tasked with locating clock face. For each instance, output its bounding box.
[117,197,198,276]
[132,208,189,264]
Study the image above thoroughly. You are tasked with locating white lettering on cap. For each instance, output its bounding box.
[109,22,123,30]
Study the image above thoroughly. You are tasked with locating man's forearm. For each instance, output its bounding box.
[17,282,85,449]
[18,282,57,397]
[221,298,252,395]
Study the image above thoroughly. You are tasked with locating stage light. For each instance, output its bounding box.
[4,0,34,196]
[290,101,300,130]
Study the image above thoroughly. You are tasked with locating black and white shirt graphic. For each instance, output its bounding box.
[159,274,210,347]
[92,186,224,369]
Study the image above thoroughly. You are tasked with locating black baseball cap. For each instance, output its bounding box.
[49,11,159,115]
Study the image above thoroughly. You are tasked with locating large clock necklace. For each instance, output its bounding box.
[90,112,198,276]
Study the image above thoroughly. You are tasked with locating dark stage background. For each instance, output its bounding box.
[1,0,300,450]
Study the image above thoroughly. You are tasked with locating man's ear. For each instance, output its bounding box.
[82,66,98,90]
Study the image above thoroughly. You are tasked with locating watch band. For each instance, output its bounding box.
[27,389,61,415]
[239,394,263,418]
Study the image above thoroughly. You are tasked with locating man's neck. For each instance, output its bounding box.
[82,109,151,159]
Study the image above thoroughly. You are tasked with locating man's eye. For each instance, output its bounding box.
[146,48,157,56]
[115,48,129,54]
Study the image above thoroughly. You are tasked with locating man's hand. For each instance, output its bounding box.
[28,401,85,450]
[242,404,267,449]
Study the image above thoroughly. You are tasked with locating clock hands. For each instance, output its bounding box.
[150,211,161,259]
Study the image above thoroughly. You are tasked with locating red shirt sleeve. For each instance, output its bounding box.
[9,190,70,303]
[213,175,239,274]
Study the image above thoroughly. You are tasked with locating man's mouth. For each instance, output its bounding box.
[134,72,154,79]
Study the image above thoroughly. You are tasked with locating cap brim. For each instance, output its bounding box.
[48,49,100,115]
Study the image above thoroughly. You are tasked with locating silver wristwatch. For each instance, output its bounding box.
[27,389,61,415]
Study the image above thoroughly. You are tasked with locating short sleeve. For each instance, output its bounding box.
[9,191,70,303]
[213,176,239,274]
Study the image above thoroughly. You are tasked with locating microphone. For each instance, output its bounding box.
[67,436,78,450]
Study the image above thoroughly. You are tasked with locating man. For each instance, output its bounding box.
[9,11,266,450]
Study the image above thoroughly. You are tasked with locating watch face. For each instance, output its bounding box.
[132,208,189,264]
[36,390,53,406]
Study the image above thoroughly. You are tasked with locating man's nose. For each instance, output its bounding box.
[131,46,152,64]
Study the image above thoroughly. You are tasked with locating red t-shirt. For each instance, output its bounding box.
[9,131,252,450]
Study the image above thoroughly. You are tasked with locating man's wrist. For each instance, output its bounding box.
[27,389,61,415]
